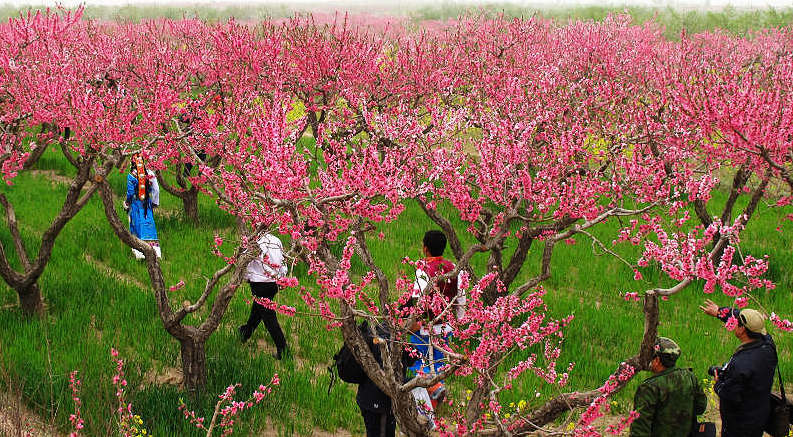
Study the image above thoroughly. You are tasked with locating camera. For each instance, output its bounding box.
[707,365,721,377]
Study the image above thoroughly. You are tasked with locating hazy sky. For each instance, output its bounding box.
[4,0,791,10]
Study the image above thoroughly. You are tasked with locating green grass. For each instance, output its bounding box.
[412,4,793,39]
[0,145,792,435]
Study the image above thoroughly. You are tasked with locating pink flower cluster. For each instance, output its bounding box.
[179,373,280,436]
[577,364,636,432]
[68,371,84,436]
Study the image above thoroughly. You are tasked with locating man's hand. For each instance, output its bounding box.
[699,299,719,317]
[713,368,719,383]
[122,201,130,212]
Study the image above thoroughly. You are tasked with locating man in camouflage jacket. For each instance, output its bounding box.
[629,337,708,437]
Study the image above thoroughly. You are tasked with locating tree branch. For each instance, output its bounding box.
[417,198,465,262]
[514,292,659,432]
[0,193,30,270]
[173,262,236,323]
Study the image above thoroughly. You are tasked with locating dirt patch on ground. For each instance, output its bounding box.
[154,208,180,220]
[256,416,352,437]
[28,170,73,186]
[0,391,63,437]
[312,427,352,436]
[255,337,278,355]
[84,254,147,290]
[142,365,183,387]
[295,356,329,382]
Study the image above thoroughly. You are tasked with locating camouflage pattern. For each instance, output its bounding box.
[629,367,708,437]
[654,337,681,360]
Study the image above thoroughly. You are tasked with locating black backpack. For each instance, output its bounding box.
[327,322,370,393]
[326,321,416,394]
[332,341,366,384]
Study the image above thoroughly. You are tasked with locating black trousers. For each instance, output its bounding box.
[243,282,287,352]
[360,408,395,437]
[721,426,764,437]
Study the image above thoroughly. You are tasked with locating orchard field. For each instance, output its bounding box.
[0,5,792,437]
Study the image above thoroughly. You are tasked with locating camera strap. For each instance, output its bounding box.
[777,353,786,403]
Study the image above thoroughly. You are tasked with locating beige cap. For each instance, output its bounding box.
[739,309,767,335]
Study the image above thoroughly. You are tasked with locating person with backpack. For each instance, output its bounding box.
[700,299,778,437]
[123,154,161,259]
[332,321,406,437]
[629,336,708,437]
[404,230,466,419]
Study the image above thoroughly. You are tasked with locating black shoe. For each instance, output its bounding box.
[238,325,251,344]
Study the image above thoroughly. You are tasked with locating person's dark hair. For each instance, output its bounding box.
[423,230,447,257]
[745,329,764,340]
[656,353,677,368]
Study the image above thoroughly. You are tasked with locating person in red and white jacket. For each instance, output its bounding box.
[238,233,289,360]
[410,231,466,336]
[405,230,466,423]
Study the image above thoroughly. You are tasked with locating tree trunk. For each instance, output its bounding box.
[182,187,199,223]
[392,390,430,437]
[18,282,43,315]
[180,338,207,391]
[465,378,491,425]
[22,142,48,170]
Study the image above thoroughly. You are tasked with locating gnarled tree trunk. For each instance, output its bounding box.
[392,390,430,437]
[0,151,105,317]
[156,160,211,224]
[17,283,43,315]
[181,186,199,223]
[180,338,207,390]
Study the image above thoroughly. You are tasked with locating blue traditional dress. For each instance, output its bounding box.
[126,171,158,241]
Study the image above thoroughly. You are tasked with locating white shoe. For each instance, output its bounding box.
[133,245,161,259]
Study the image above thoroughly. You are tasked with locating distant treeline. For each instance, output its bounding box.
[0,2,791,38]
[415,3,793,38]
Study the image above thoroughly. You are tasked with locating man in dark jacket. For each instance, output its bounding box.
[630,336,708,437]
[700,300,778,437]
[357,322,396,437]
[337,321,411,437]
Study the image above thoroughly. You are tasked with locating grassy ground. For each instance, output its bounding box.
[412,4,793,39]
[0,143,791,436]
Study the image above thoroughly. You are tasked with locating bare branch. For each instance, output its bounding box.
[20,156,100,289]
[417,197,465,262]
[173,262,235,323]
[155,170,189,198]
[354,224,391,312]
[0,193,30,269]
[96,176,182,335]
[512,240,556,296]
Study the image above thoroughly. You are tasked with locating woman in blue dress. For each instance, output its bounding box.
[123,154,161,259]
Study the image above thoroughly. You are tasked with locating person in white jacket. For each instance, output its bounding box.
[238,233,289,360]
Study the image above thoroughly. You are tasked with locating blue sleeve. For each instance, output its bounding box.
[126,174,136,203]
[717,306,740,323]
